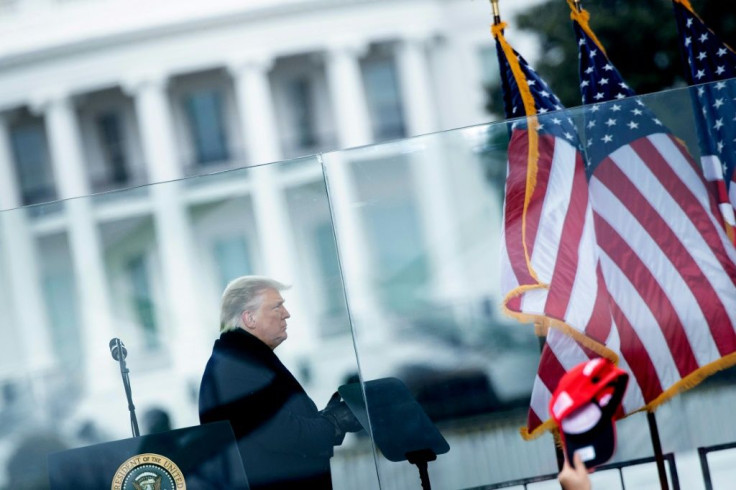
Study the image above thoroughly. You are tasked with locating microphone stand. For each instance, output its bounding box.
[114,339,140,438]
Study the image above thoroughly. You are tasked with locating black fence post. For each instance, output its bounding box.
[647,412,670,490]
[699,447,713,490]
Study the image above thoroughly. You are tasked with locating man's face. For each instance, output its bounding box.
[243,288,290,350]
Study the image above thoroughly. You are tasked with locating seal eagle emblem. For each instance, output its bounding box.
[111,453,186,490]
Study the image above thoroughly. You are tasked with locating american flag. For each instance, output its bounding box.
[561,3,736,431]
[672,0,736,243]
[493,22,618,437]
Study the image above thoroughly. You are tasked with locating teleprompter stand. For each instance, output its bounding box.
[406,449,438,490]
[339,377,450,490]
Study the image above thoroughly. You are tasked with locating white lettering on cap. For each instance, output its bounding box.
[599,392,613,407]
[553,391,574,418]
[575,445,596,462]
[561,403,602,434]
[583,358,603,376]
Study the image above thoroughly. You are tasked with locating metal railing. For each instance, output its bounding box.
[465,453,680,490]
[698,441,736,490]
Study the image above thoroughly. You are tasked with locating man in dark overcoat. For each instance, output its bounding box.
[199,276,360,490]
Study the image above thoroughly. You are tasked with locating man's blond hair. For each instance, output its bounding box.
[220,276,289,333]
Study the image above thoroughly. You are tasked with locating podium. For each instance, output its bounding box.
[48,421,249,489]
[339,377,450,490]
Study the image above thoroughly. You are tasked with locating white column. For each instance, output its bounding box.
[321,152,382,339]
[325,41,372,149]
[228,56,313,354]
[228,56,290,282]
[407,138,465,304]
[0,115,54,372]
[35,93,117,389]
[395,37,466,304]
[228,56,281,165]
[123,74,181,183]
[251,166,316,355]
[0,115,22,210]
[396,35,439,136]
[322,41,386,343]
[438,37,489,129]
[38,95,91,199]
[125,74,208,375]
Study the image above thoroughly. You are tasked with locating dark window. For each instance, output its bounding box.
[43,272,82,370]
[96,112,129,185]
[183,90,230,165]
[9,123,56,205]
[479,46,500,114]
[286,77,318,149]
[126,255,158,349]
[313,223,350,336]
[213,236,251,290]
[314,223,345,317]
[363,58,406,141]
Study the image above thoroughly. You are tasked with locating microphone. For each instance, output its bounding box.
[109,338,128,361]
[109,337,140,437]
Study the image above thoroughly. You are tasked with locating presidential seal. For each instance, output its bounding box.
[111,453,186,490]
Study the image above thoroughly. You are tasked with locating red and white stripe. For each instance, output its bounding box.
[700,154,736,243]
[501,129,606,329]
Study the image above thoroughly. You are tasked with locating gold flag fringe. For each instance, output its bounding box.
[672,0,694,12]
[492,22,542,286]
[566,0,606,55]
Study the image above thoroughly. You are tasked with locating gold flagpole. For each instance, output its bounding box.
[490,0,501,25]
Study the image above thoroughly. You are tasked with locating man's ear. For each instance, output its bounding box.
[241,311,254,330]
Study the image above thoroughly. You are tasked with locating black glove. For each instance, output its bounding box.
[319,392,362,445]
[322,391,342,412]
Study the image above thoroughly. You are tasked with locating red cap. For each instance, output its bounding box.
[549,358,629,468]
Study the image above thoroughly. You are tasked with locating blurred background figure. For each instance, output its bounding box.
[142,407,173,435]
[5,431,67,490]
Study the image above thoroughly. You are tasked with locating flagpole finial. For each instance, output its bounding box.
[490,0,502,25]
[573,0,583,12]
